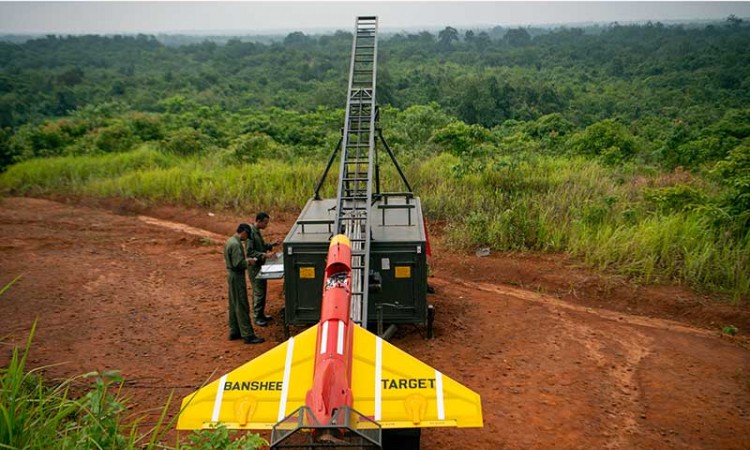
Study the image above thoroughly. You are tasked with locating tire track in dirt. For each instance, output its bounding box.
[462,280,717,338]
[554,309,651,449]
[432,277,655,448]
[437,278,749,449]
[137,215,225,242]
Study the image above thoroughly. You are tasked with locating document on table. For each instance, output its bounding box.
[261,264,283,273]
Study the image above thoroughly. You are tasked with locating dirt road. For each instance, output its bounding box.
[1,197,748,449]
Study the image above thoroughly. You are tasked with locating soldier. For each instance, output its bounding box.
[246,212,278,327]
[224,223,265,344]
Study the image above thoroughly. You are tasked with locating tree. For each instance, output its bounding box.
[567,119,637,164]
[503,28,531,47]
[160,128,211,156]
[56,67,84,86]
[526,113,575,142]
[474,32,491,51]
[713,139,750,228]
[431,121,491,157]
[438,26,459,50]
[91,123,137,153]
[0,127,15,171]
[452,75,507,128]
[229,132,286,164]
[382,103,452,151]
[128,113,163,141]
[284,31,313,47]
[726,14,744,28]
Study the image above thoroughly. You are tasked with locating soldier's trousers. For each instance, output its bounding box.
[250,269,268,320]
[227,270,255,338]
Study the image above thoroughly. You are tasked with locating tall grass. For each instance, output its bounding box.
[407,153,749,299]
[1,321,71,448]
[0,146,177,196]
[87,160,334,210]
[0,147,335,210]
[0,321,154,449]
[1,148,747,299]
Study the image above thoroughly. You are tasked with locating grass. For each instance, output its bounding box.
[0,146,177,196]
[0,145,337,210]
[409,153,749,300]
[87,160,333,210]
[1,147,748,300]
[0,321,149,449]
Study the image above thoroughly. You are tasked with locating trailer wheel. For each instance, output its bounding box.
[383,428,420,450]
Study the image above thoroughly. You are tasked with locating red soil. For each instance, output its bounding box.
[1,196,748,449]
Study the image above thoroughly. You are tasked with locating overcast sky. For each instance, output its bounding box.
[1,1,749,35]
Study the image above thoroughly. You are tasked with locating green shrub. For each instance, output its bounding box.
[525,113,575,141]
[671,136,725,168]
[181,425,267,450]
[229,132,288,164]
[713,139,750,229]
[92,122,138,153]
[128,112,164,141]
[0,127,14,171]
[567,119,637,164]
[9,122,74,161]
[643,184,708,213]
[381,103,453,152]
[431,121,492,157]
[160,128,211,156]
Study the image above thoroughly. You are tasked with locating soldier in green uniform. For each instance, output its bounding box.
[224,223,265,344]
[246,212,278,327]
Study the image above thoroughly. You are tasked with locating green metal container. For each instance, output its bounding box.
[283,195,428,330]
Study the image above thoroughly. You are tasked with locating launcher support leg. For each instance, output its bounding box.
[377,129,412,193]
[314,136,343,200]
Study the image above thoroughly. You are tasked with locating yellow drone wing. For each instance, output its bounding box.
[350,325,483,429]
[177,324,319,430]
[177,323,482,430]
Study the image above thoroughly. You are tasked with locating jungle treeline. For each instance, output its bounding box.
[0,18,748,299]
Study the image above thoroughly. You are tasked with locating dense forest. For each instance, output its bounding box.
[0,18,748,298]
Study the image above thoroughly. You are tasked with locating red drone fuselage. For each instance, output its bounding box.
[305,237,355,425]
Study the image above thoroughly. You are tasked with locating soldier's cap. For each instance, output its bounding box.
[237,223,252,234]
